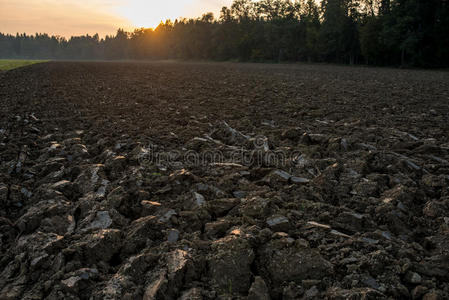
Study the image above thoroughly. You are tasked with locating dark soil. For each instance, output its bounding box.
[1,61,449,299]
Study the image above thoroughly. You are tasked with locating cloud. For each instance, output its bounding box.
[0,0,132,37]
[0,0,232,37]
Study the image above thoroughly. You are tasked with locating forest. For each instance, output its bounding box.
[0,0,448,67]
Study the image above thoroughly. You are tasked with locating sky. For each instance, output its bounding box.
[0,0,231,38]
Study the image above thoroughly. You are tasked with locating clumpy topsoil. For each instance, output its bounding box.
[1,61,449,299]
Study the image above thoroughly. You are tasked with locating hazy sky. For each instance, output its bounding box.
[0,0,231,37]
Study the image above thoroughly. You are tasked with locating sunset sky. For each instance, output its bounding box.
[0,0,231,37]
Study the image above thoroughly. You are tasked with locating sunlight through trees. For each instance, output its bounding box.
[0,0,447,67]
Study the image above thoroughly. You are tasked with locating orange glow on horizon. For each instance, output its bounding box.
[0,0,232,38]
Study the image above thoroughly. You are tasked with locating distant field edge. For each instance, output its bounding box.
[0,59,49,71]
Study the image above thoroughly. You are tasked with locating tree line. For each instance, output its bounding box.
[1,0,448,67]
